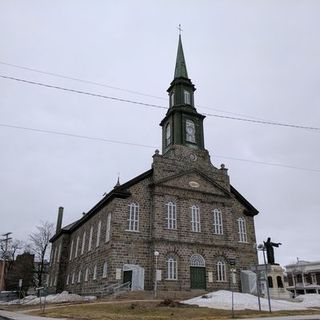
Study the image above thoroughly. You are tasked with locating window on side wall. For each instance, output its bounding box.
[237,217,248,242]
[166,202,177,229]
[127,203,139,231]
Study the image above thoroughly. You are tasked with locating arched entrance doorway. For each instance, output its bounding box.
[190,254,206,289]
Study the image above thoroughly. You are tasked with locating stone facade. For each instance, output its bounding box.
[48,36,259,296]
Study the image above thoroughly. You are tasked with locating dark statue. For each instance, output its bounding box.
[264,237,282,265]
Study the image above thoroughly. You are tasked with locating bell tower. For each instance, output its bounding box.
[160,35,205,154]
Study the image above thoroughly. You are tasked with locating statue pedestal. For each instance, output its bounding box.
[257,264,291,299]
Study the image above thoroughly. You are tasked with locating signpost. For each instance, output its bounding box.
[228,259,236,319]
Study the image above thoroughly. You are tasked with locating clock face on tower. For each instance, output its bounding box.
[186,119,196,143]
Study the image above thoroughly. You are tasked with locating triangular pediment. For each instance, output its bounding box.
[153,169,231,198]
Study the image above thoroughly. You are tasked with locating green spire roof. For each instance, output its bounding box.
[174,35,188,79]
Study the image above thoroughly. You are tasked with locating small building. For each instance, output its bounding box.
[285,260,320,296]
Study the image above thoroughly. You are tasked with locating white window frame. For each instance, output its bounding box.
[57,243,61,262]
[93,265,97,280]
[213,208,223,235]
[96,220,101,247]
[71,272,75,284]
[102,261,108,278]
[217,260,227,282]
[238,217,248,243]
[88,226,93,251]
[53,246,57,264]
[81,231,86,255]
[166,202,177,229]
[85,268,89,282]
[167,256,178,280]
[165,123,171,146]
[106,213,111,242]
[191,205,201,232]
[184,90,191,104]
[75,236,80,258]
[69,240,74,261]
[77,270,81,283]
[127,203,139,232]
[170,92,175,106]
[66,274,69,285]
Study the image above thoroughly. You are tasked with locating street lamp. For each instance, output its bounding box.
[154,251,159,298]
[258,244,272,313]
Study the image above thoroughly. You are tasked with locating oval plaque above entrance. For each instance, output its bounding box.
[189,181,200,188]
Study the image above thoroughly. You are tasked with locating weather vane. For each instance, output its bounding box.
[177,24,183,35]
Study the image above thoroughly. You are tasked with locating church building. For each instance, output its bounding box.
[48,36,259,295]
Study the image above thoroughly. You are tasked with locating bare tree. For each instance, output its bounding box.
[29,221,54,287]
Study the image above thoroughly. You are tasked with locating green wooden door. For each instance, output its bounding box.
[190,267,206,289]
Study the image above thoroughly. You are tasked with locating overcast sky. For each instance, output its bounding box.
[1,1,319,267]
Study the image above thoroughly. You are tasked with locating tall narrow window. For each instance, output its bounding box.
[77,270,81,283]
[57,243,61,262]
[106,213,111,242]
[166,202,177,229]
[170,92,175,106]
[69,240,74,261]
[102,261,108,278]
[66,274,69,285]
[88,226,93,251]
[165,123,171,146]
[84,268,89,282]
[75,236,80,258]
[213,209,223,234]
[167,256,178,280]
[186,119,196,143]
[237,218,248,242]
[127,203,139,231]
[81,231,86,255]
[96,220,101,247]
[53,246,57,263]
[93,265,97,280]
[191,205,201,232]
[217,261,226,282]
[184,90,190,104]
[71,272,75,284]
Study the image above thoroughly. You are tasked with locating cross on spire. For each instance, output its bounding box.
[177,24,183,35]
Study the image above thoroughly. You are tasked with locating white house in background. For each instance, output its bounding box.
[285,260,320,296]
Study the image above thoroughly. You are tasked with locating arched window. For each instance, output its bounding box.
[106,213,111,242]
[93,265,97,280]
[84,268,89,282]
[213,209,223,235]
[102,261,108,278]
[277,276,283,288]
[268,276,273,288]
[237,217,248,242]
[170,92,175,106]
[167,256,178,280]
[165,123,171,146]
[191,205,201,232]
[217,260,226,282]
[88,226,93,251]
[166,202,177,229]
[184,90,191,104]
[81,231,86,255]
[77,270,81,283]
[190,254,205,267]
[96,220,101,247]
[127,203,139,231]
[186,119,196,143]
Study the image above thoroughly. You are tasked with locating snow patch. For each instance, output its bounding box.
[5,291,97,305]
[183,290,320,311]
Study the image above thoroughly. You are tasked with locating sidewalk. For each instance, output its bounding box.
[0,310,66,320]
[239,314,320,320]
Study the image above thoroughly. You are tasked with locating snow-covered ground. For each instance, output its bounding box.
[2,291,97,305]
[183,290,320,311]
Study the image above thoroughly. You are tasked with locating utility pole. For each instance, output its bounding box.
[0,232,13,291]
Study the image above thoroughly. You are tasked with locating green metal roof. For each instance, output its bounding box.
[174,35,188,79]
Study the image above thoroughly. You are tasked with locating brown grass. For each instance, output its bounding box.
[26,300,320,320]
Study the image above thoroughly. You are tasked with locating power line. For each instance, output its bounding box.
[0,60,297,121]
[1,74,320,132]
[0,123,157,149]
[0,121,319,173]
